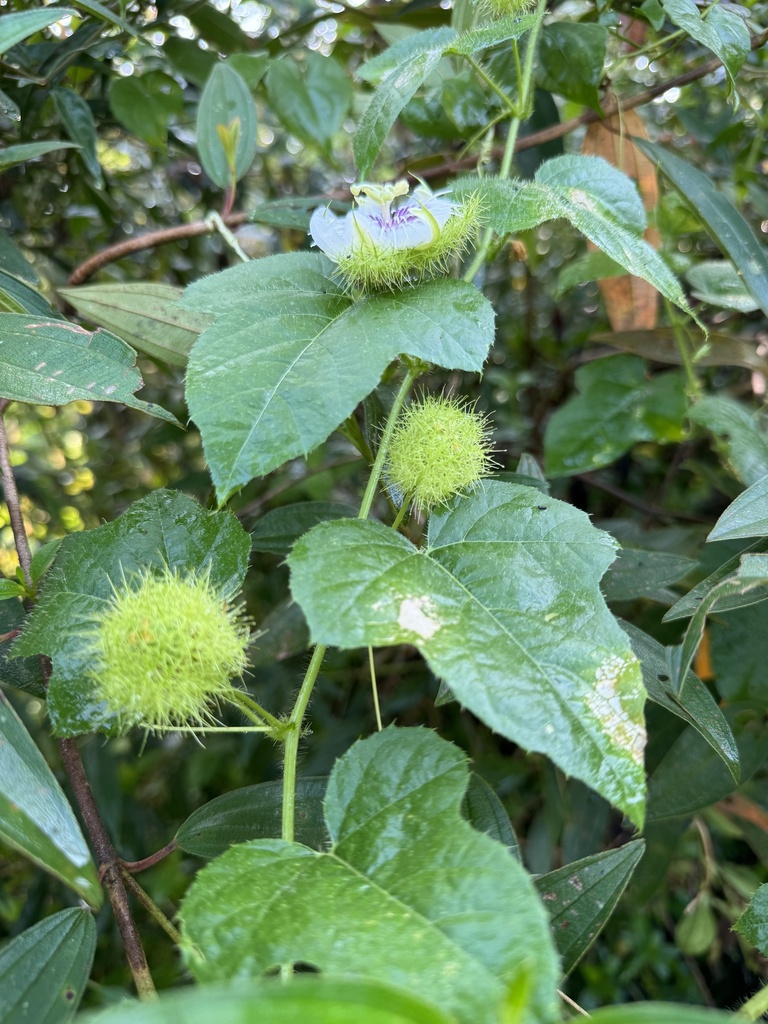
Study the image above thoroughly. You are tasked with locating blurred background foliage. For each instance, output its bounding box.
[1,0,768,1012]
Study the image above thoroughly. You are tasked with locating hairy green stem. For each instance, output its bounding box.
[225,686,284,732]
[205,211,249,262]
[281,360,423,842]
[462,0,548,283]
[369,646,383,731]
[464,54,517,113]
[739,983,768,1020]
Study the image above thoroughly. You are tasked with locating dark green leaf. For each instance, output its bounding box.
[355,46,447,179]
[647,705,768,820]
[664,539,768,623]
[690,396,768,487]
[734,882,768,954]
[0,142,79,173]
[0,272,54,317]
[109,73,183,148]
[710,601,768,706]
[251,502,356,557]
[0,598,44,698]
[0,229,38,285]
[556,250,625,298]
[535,841,644,974]
[52,89,102,185]
[180,728,559,1024]
[184,254,494,502]
[82,977,456,1024]
[544,355,686,477]
[709,475,768,542]
[0,9,77,54]
[58,284,209,368]
[188,4,251,52]
[0,315,176,422]
[288,482,647,826]
[601,549,696,603]
[0,908,96,1024]
[537,23,607,113]
[635,139,768,317]
[265,54,352,153]
[176,777,329,857]
[163,37,217,87]
[621,621,739,779]
[228,53,270,91]
[13,490,251,736]
[30,539,62,586]
[249,598,310,667]
[641,0,666,31]
[0,692,101,905]
[70,0,142,39]
[461,773,520,859]
[197,63,257,189]
[660,0,750,94]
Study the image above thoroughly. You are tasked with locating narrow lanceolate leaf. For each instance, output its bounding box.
[659,0,750,95]
[734,883,768,955]
[354,46,447,179]
[0,315,176,421]
[13,490,251,737]
[58,284,210,368]
[590,1003,742,1024]
[664,538,768,622]
[709,475,768,542]
[453,157,699,328]
[183,253,494,502]
[447,13,540,56]
[52,89,102,185]
[0,693,101,906]
[0,9,77,54]
[621,621,739,780]
[82,977,455,1024]
[536,841,644,974]
[0,908,96,1024]
[0,142,79,173]
[635,140,768,318]
[180,728,560,1024]
[289,481,647,826]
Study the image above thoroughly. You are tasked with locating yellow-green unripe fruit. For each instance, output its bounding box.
[86,566,250,734]
[386,394,495,512]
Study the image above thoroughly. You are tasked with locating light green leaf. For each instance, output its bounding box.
[355,46,447,179]
[536,841,644,974]
[0,579,24,600]
[0,229,38,285]
[734,882,768,954]
[183,253,494,502]
[288,481,647,825]
[635,139,768,318]
[58,283,209,368]
[109,73,183,147]
[0,142,79,173]
[82,977,456,1024]
[0,271,54,316]
[357,28,456,84]
[447,13,539,55]
[13,490,251,737]
[0,692,101,905]
[0,314,176,422]
[453,158,699,325]
[660,0,750,95]
[0,908,96,1024]
[690,395,768,487]
[70,0,142,40]
[52,88,102,185]
[556,250,625,298]
[265,54,352,154]
[621,620,739,779]
[0,88,19,123]
[0,9,77,55]
[180,728,559,1024]
[228,53,270,91]
[709,474,768,542]
[664,538,768,623]
[197,62,257,189]
[176,777,329,857]
[686,260,759,313]
[537,22,607,113]
[544,355,686,477]
[251,501,356,557]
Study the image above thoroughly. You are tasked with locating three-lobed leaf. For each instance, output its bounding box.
[183,253,495,502]
[180,727,559,1024]
[289,481,647,825]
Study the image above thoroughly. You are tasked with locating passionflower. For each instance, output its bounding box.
[86,566,251,735]
[386,394,495,512]
[309,180,480,290]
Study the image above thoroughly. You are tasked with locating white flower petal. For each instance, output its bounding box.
[309,207,351,259]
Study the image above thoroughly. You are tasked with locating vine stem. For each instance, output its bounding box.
[739,984,768,1021]
[281,361,422,842]
[0,408,156,999]
[120,869,184,946]
[462,0,548,283]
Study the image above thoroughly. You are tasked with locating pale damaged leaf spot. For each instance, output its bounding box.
[397,595,442,640]
[585,654,646,766]
[567,188,597,213]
